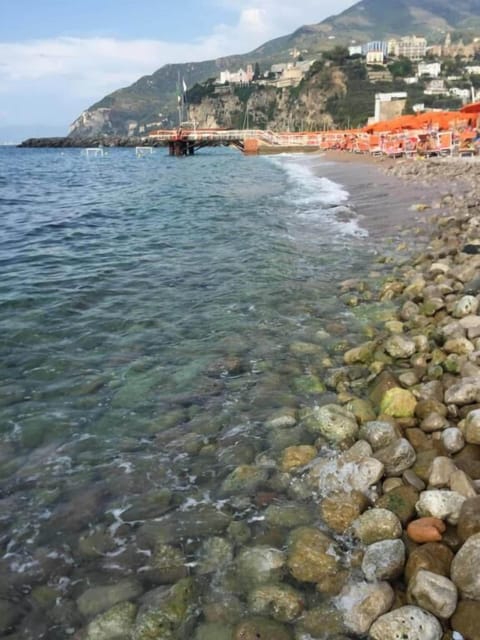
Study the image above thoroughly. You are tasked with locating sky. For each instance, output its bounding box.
[0,0,357,140]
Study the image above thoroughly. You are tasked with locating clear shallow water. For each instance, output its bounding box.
[1,146,388,638]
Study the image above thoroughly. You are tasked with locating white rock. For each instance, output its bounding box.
[362,539,405,582]
[444,377,480,405]
[441,427,465,454]
[451,532,480,599]
[407,569,458,619]
[307,455,384,497]
[453,295,479,318]
[369,605,442,640]
[336,581,394,635]
[464,408,480,445]
[416,490,466,525]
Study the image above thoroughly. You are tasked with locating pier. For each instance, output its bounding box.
[147,128,323,155]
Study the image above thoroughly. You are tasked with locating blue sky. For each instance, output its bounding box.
[0,0,356,140]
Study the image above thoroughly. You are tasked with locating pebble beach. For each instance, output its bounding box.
[309,154,480,640]
[1,148,480,640]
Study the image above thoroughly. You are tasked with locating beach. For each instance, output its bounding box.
[1,147,480,639]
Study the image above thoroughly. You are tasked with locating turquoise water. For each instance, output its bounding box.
[1,146,385,638]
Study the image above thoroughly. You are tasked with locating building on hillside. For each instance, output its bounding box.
[219,64,254,85]
[366,50,386,66]
[417,62,441,78]
[274,66,304,88]
[270,63,287,75]
[373,92,407,123]
[424,79,447,95]
[363,41,388,55]
[443,33,479,59]
[466,65,480,75]
[367,69,393,83]
[390,36,427,60]
[348,45,363,56]
[450,87,472,101]
[267,60,314,88]
[404,76,419,84]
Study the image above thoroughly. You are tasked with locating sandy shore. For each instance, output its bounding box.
[309,150,442,239]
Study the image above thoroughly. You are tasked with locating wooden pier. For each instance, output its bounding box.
[147,128,323,155]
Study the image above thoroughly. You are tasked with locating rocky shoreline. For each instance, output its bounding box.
[3,155,480,640]
[315,156,480,640]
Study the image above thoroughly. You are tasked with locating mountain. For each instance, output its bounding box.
[69,0,480,137]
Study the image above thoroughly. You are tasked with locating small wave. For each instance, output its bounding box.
[268,156,367,238]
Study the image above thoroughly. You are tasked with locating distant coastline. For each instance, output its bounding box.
[17,136,160,148]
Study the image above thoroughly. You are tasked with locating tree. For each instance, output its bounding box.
[253,63,261,80]
[388,56,414,78]
[323,46,349,67]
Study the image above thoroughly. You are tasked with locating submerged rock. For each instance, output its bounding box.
[248,583,305,622]
[232,616,293,640]
[85,602,137,640]
[77,579,143,619]
[235,546,285,589]
[221,465,269,495]
[131,578,198,640]
[286,527,339,584]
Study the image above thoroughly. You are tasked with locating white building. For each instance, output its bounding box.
[391,36,427,60]
[348,45,363,56]
[424,79,447,95]
[417,62,441,78]
[466,65,480,75]
[366,50,385,65]
[219,64,254,85]
[450,87,471,100]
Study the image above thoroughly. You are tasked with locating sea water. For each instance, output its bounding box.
[0,146,392,638]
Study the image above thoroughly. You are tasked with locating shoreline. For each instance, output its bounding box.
[2,148,480,639]
[313,155,480,639]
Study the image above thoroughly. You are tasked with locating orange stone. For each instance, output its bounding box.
[407,517,446,543]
